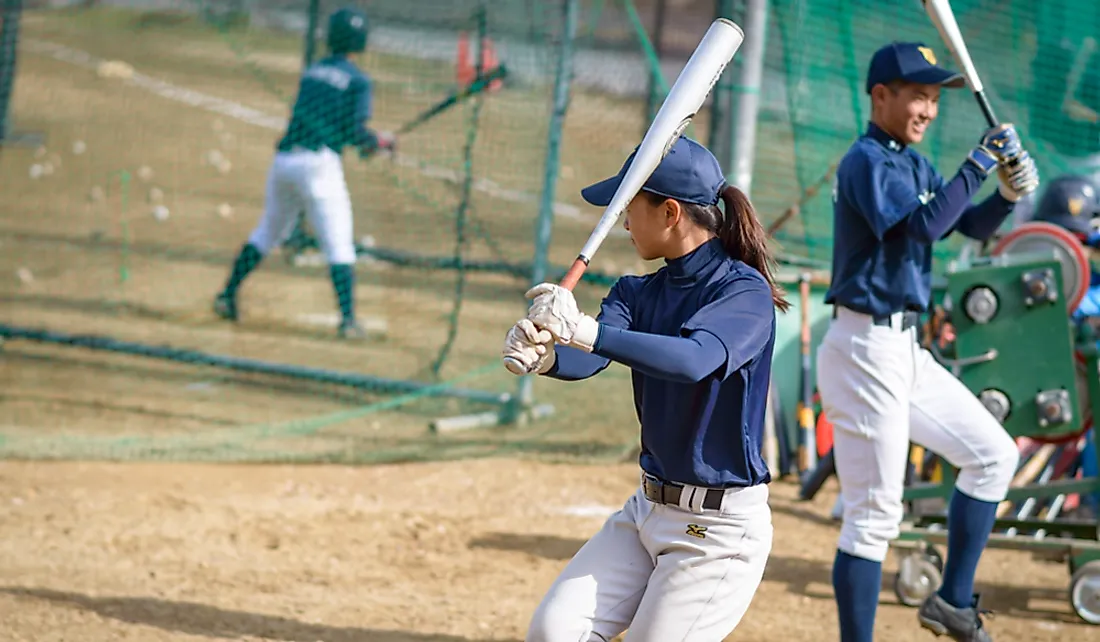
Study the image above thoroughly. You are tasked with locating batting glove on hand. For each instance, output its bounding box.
[996,149,1040,201]
[524,283,599,352]
[967,124,1024,177]
[501,318,555,375]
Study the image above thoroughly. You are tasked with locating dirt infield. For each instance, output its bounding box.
[0,459,1092,641]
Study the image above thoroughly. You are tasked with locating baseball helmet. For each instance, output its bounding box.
[1031,174,1100,240]
[327,7,368,54]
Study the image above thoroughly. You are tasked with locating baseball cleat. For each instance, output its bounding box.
[213,293,238,322]
[917,593,993,642]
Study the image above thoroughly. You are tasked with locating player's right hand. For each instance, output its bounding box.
[502,319,556,375]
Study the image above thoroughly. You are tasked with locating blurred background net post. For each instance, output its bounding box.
[0,0,1098,465]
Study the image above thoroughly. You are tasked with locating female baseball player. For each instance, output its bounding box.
[817,42,1040,642]
[212,6,393,339]
[501,135,788,641]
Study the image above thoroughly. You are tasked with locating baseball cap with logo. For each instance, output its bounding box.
[865,42,966,94]
[580,136,726,208]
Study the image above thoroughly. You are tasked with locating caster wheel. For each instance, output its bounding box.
[1070,560,1100,625]
[924,544,945,573]
[894,551,943,607]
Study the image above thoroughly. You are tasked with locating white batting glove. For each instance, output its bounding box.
[996,150,1040,202]
[501,318,556,375]
[524,283,599,353]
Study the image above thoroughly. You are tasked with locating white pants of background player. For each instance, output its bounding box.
[816,307,1019,563]
[526,481,772,642]
[247,147,357,264]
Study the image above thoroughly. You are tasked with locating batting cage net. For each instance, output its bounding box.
[2,0,1097,463]
[0,0,682,463]
[765,0,1100,267]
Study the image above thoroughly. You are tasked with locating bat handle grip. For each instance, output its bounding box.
[558,257,589,291]
[975,91,998,127]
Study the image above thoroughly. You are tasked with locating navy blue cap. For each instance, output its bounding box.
[581,136,725,208]
[865,42,965,94]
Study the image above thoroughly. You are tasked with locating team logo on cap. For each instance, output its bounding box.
[1069,197,1085,216]
[918,46,937,65]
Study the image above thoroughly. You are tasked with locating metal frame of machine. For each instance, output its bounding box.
[890,222,1100,625]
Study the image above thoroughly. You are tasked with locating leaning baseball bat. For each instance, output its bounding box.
[921,0,997,127]
[795,272,817,475]
[504,18,745,375]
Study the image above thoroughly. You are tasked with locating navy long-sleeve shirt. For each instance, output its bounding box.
[825,123,1016,316]
[543,239,777,488]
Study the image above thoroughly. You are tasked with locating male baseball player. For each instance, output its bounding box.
[1028,174,1100,521]
[212,6,393,339]
[816,42,1040,642]
[502,136,785,641]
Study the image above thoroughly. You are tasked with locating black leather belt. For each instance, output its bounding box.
[642,474,723,510]
[833,307,920,331]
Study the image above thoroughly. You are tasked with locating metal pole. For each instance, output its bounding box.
[645,0,669,123]
[0,0,23,141]
[709,0,738,171]
[730,0,768,194]
[303,0,321,68]
[514,0,579,412]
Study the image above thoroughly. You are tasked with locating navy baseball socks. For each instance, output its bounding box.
[833,550,881,642]
[330,263,365,339]
[214,243,264,321]
[915,490,997,641]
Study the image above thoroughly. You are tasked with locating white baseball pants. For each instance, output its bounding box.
[816,307,1019,563]
[526,481,772,642]
[248,148,357,265]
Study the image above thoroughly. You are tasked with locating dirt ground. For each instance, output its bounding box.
[0,459,1092,642]
[3,8,1095,641]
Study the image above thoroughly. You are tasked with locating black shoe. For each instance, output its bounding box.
[213,292,238,321]
[918,593,993,641]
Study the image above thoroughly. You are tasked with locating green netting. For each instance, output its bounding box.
[0,0,719,464]
[9,0,1087,464]
[764,0,1100,267]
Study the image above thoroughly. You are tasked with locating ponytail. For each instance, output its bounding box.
[642,186,790,313]
[716,185,790,312]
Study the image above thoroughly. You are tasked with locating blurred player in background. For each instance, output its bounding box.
[212,6,394,339]
[1029,174,1100,521]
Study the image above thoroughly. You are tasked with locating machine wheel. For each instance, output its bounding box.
[894,550,943,607]
[1070,560,1100,625]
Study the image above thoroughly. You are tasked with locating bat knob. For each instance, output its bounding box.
[503,356,533,376]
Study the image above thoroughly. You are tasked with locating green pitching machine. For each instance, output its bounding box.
[891,221,1100,624]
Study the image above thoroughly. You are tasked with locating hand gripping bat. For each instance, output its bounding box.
[504,18,746,375]
[921,0,1038,194]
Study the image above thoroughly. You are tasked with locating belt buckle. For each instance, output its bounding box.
[644,474,677,505]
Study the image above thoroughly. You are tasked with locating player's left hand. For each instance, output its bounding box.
[996,149,1039,201]
[525,283,600,352]
[501,318,555,375]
